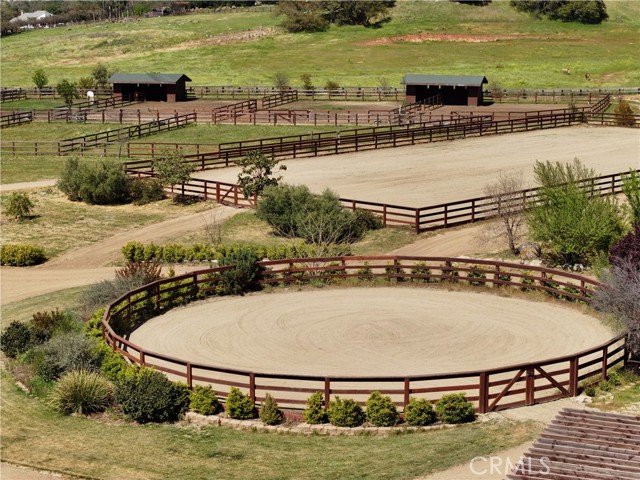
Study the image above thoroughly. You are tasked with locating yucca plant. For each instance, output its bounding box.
[50,369,113,415]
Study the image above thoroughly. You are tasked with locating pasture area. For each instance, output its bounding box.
[1,1,639,88]
[194,125,640,206]
[130,287,612,377]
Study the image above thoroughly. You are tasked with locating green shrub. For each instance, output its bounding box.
[583,384,597,397]
[365,391,399,427]
[93,341,129,382]
[614,100,636,127]
[466,265,487,286]
[57,158,131,205]
[607,370,623,386]
[5,192,35,220]
[35,333,100,382]
[435,394,476,424]
[115,368,190,423]
[0,321,35,358]
[327,397,365,427]
[410,262,431,283]
[260,393,283,425]
[190,385,222,415]
[217,246,261,295]
[49,369,113,415]
[85,307,106,339]
[404,398,436,426]
[31,308,81,340]
[303,392,328,424]
[520,272,536,291]
[129,177,165,205]
[1,244,47,266]
[225,387,256,420]
[440,264,459,283]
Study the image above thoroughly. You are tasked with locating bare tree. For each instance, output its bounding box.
[203,209,226,245]
[482,171,526,255]
[592,257,640,358]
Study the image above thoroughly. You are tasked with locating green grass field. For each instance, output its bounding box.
[0,369,540,479]
[1,1,639,88]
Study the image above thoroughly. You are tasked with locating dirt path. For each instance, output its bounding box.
[0,180,57,192]
[0,205,240,305]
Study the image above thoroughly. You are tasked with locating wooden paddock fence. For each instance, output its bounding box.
[0,88,27,102]
[57,113,196,154]
[0,111,33,128]
[102,256,628,414]
[123,108,592,174]
[261,90,299,109]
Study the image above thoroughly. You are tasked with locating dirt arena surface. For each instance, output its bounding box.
[194,126,639,206]
[129,287,612,377]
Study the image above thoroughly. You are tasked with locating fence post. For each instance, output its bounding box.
[601,345,608,380]
[415,209,420,234]
[403,378,410,412]
[324,377,331,410]
[525,367,535,405]
[478,372,489,413]
[569,357,578,396]
[249,372,256,402]
[140,350,145,366]
[186,363,193,389]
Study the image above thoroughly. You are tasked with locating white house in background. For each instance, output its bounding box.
[10,10,54,23]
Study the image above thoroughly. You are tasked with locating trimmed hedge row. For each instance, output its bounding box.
[121,240,352,264]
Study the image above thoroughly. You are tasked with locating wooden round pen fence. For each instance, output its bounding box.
[102,256,628,414]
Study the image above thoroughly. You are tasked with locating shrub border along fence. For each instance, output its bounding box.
[102,256,628,415]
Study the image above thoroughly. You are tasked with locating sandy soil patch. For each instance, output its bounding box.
[129,287,612,377]
[194,126,639,206]
[360,32,550,46]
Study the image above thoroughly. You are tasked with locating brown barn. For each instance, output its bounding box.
[109,73,192,102]
[402,74,488,106]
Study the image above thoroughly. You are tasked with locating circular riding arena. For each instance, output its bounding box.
[194,126,639,206]
[129,287,613,377]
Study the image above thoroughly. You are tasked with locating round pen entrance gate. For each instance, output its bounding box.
[102,256,628,414]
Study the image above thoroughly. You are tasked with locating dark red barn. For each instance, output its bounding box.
[109,73,192,102]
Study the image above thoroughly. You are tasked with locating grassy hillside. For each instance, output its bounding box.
[1,1,638,88]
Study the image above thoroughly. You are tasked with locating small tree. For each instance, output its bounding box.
[225,387,255,419]
[260,393,283,425]
[56,79,80,107]
[614,99,636,127]
[274,0,329,33]
[527,159,625,265]
[272,72,290,92]
[78,76,95,90]
[32,68,48,90]
[622,169,640,224]
[303,392,328,424]
[91,63,111,90]
[5,192,35,220]
[237,150,286,198]
[153,151,195,202]
[482,171,526,255]
[300,73,314,92]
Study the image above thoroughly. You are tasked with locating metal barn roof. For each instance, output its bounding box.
[401,74,488,87]
[109,74,192,85]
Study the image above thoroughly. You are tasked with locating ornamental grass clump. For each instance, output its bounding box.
[50,369,113,415]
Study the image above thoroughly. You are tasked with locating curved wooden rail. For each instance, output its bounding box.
[102,256,628,413]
